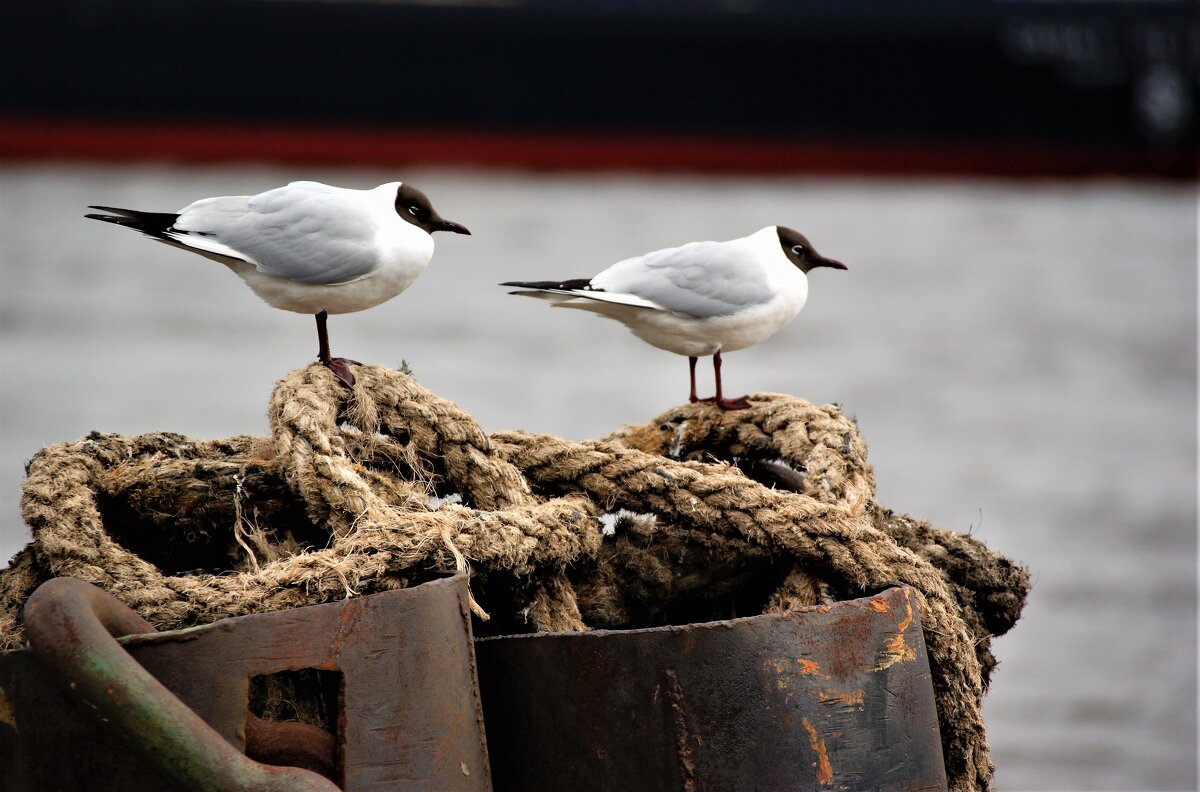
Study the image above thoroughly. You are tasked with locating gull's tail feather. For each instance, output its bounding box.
[501,279,663,312]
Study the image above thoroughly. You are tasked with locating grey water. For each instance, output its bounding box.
[1,162,1195,790]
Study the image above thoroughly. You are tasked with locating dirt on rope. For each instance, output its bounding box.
[0,363,1028,792]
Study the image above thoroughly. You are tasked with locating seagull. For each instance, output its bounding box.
[502,226,846,410]
[86,181,470,387]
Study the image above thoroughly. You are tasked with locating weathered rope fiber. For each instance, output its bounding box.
[0,363,1028,792]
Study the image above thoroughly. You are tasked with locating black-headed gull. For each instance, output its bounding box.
[87,180,469,387]
[503,226,846,410]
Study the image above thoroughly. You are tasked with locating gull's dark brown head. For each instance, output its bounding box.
[394,183,470,235]
[777,226,846,273]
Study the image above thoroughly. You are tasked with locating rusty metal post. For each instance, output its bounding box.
[475,586,947,792]
[21,577,338,792]
[1,573,491,792]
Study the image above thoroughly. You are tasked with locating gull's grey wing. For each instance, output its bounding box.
[592,240,773,318]
[173,182,379,285]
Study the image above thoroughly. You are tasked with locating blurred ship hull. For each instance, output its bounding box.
[2,1,1195,177]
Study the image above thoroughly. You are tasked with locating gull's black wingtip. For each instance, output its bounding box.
[499,278,594,291]
[83,207,179,237]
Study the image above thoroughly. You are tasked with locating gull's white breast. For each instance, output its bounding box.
[618,283,808,356]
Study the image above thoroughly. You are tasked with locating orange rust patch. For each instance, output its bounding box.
[871,595,917,670]
[801,717,834,785]
[896,597,914,632]
[795,658,831,680]
[875,633,917,671]
[867,596,891,614]
[887,633,915,661]
[817,687,865,710]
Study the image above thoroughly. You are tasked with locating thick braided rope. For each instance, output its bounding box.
[5,367,602,638]
[607,393,874,508]
[265,366,586,624]
[607,395,1027,687]
[9,429,599,631]
[348,365,534,511]
[270,366,534,527]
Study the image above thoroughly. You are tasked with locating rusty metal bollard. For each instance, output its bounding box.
[475,585,947,792]
[0,574,491,792]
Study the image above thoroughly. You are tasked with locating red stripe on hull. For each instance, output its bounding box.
[0,117,1193,178]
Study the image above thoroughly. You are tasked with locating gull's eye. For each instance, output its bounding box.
[791,244,806,255]
[408,206,420,216]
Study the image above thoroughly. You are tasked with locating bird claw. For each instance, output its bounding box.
[322,357,357,388]
[695,395,753,411]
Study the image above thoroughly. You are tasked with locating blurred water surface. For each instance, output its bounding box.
[0,162,1195,789]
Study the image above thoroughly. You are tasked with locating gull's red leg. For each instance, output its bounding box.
[688,356,700,403]
[713,349,750,410]
[315,310,355,388]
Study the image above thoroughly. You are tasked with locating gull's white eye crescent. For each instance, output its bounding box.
[791,245,805,255]
[408,206,420,216]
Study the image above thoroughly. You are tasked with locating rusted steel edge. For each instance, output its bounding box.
[22,577,339,792]
[476,585,947,791]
